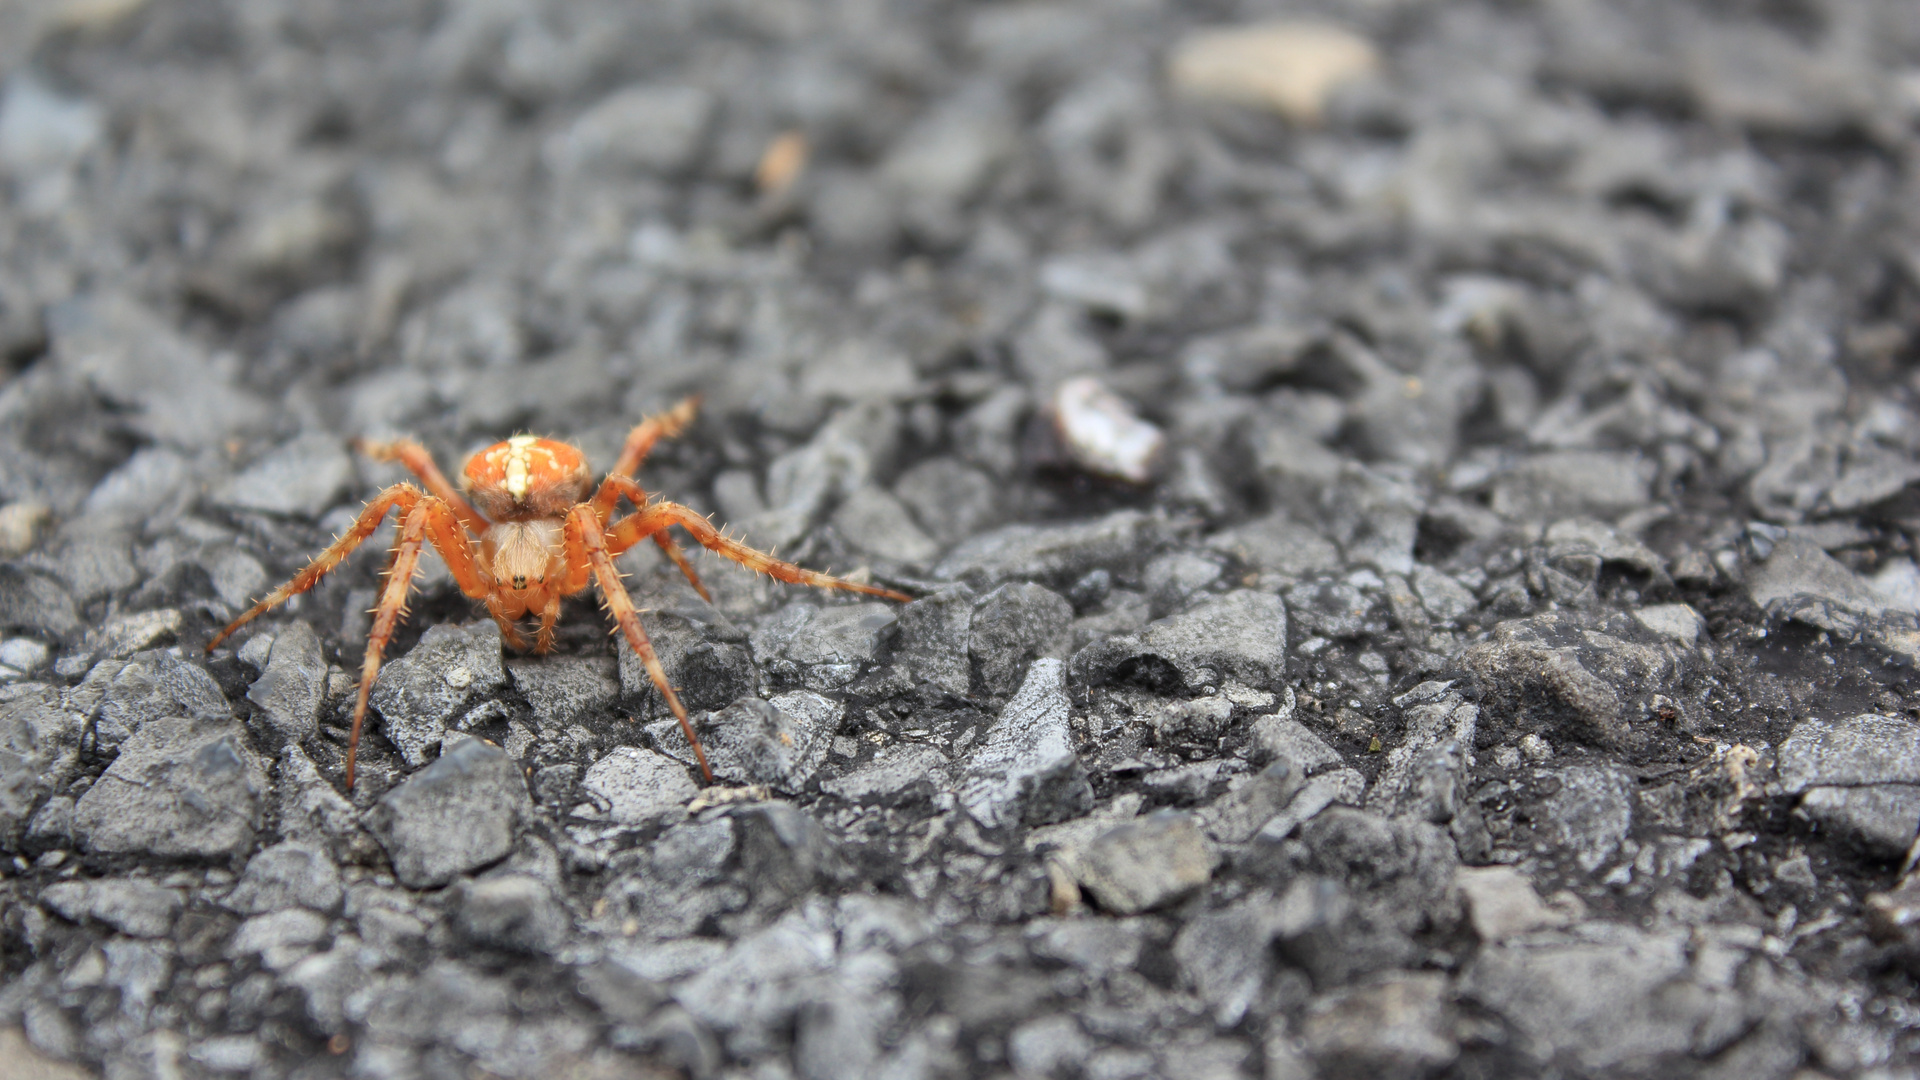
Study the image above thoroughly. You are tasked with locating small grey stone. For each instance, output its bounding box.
[1299,973,1458,1080]
[969,582,1072,696]
[1632,603,1705,645]
[454,874,568,953]
[225,841,343,915]
[1200,762,1306,844]
[30,529,136,602]
[1454,866,1576,942]
[90,649,231,746]
[82,447,194,530]
[24,794,73,847]
[1778,713,1920,792]
[1008,1015,1094,1077]
[750,602,895,690]
[673,910,838,1057]
[509,654,618,728]
[1174,897,1287,1026]
[1745,536,1890,633]
[1250,715,1342,776]
[1284,578,1377,640]
[230,908,330,970]
[199,546,269,611]
[41,877,182,937]
[1074,811,1218,914]
[1143,551,1223,612]
[213,433,354,518]
[549,84,714,174]
[879,83,1016,205]
[188,1037,262,1074]
[0,688,82,841]
[582,746,697,824]
[934,510,1152,587]
[83,609,182,661]
[363,737,533,888]
[1540,765,1636,872]
[1461,929,1709,1069]
[650,692,839,791]
[1490,451,1654,522]
[617,615,757,716]
[819,743,950,804]
[72,719,265,859]
[1074,590,1288,693]
[832,485,941,565]
[246,619,326,746]
[0,637,47,674]
[0,566,80,638]
[1368,688,1477,823]
[890,585,974,696]
[1410,565,1479,624]
[1257,769,1367,842]
[1207,513,1344,578]
[369,622,506,768]
[275,745,362,858]
[893,458,999,548]
[960,658,1092,829]
[282,944,369,1032]
[1798,785,1920,858]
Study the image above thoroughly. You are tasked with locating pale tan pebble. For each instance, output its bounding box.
[1168,21,1381,125]
[0,501,49,556]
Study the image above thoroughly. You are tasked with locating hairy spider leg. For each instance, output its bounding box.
[565,505,714,782]
[588,395,700,518]
[599,482,912,603]
[355,438,490,534]
[533,590,564,654]
[341,497,485,787]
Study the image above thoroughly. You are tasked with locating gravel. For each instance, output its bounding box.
[3,0,1920,1076]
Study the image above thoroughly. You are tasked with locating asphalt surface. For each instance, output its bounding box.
[3,0,1920,1077]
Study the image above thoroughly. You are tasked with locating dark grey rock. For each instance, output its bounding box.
[1007,1015,1094,1078]
[212,433,354,518]
[832,485,941,565]
[1299,973,1458,1080]
[72,719,265,859]
[581,746,697,825]
[1325,466,1424,576]
[81,447,194,530]
[368,622,506,768]
[933,510,1152,587]
[749,602,895,690]
[1745,535,1890,634]
[1257,769,1369,842]
[224,841,343,915]
[890,585,974,696]
[0,687,82,842]
[818,743,950,804]
[198,545,269,611]
[1284,578,1378,640]
[1268,874,1418,989]
[1201,762,1307,844]
[83,608,182,661]
[893,458,1000,548]
[1461,928,1737,1070]
[1798,785,1920,858]
[969,582,1072,696]
[618,614,757,717]
[29,529,136,602]
[672,909,837,1058]
[1778,713,1920,792]
[363,737,533,888]
[245,619,325,746]
[1073,590,1288,693]
[275,745,363,859]
[1490,451,1654,522]
[509,654,617,728]
[548,83,715,174]
[1207,513,1344,578]
[960,658,1092,829]
[85,649,231,747]
[1461,618,1637,749]
[454,874,568,954]
[1539,765,1636,872]
[1174,896,1288,1026]
[1410,566,1479,625]
[0,566,80,638]
[1073,811,1217,914]
[1368,684,1477,824]
[648,691,839,791]
[1298,808,1460,934]
[1142,550,1223,612]
[1250,714,1342,776]
[40,877,182,937]
[229,907,329,970]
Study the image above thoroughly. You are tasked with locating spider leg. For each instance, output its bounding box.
[566,505,713,783]
[207,484,423,651]
[652,533,713,603]
[588,396,700,519]
[345,499,444,789]
[484,596,530,651]
[533,590,562,654]
[606,494,911,602]
[355,438,490,534]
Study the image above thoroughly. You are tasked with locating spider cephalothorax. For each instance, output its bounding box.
[208,398,909,787]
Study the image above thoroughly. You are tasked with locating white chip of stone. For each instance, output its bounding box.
[1632,603,1706,645]
[1047,377,1165,485]
[1167,21,1380,125]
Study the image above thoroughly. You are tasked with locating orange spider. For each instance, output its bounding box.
[207,398,910,788]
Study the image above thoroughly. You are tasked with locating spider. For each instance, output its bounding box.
[207,397,910,788]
